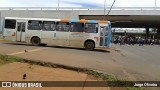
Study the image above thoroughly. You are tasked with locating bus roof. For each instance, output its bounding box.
[5,17,60,21]
[5,17,109,24]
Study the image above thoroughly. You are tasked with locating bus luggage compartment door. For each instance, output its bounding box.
[16,22,26,42]
[99,26,108,47]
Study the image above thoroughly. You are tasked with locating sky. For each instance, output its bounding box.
[0,0,160,7]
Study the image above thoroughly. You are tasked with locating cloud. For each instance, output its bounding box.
[60,0,104,7]
[114,0,156,7]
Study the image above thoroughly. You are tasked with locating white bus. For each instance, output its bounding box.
[1,17,112,50]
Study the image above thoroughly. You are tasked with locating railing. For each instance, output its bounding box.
[0,7,160,11]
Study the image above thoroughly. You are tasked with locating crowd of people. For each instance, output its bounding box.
[113,36,160,46]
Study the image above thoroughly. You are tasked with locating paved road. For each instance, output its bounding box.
[114,44,160,81]
[0,40,160,82]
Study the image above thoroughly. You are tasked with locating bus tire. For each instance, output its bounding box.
[85,41,95,51]
[31,37,40,46]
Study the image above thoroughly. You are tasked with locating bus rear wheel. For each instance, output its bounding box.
[31,37,40,46]
[85,41,95,51]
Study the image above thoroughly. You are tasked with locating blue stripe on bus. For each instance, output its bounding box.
[2,18,5,38]
[107,21,112,48]
[70,19,79,22]
[88,20,98,23]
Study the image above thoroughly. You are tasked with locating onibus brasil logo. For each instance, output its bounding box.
[2,82,42,88]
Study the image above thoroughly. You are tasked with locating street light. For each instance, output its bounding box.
[155,0,156,7]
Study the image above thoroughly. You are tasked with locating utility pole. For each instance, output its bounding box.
[155,0,157,7]
[104,0,106,20]
[58,0,59,10]
[58,0,60,18]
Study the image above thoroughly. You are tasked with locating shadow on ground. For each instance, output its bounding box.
[2,42,110,53]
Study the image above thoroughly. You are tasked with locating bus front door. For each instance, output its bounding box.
[99,26,108,47]
[16,22,26,42]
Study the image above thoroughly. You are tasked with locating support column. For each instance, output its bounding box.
[157,27,160,39]
[112,29,115,43]
[146,27,149,39]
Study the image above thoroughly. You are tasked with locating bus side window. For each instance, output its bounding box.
[85,23,98,33]
[56,22,69,32]
[5,19,16,29]
[42,21,55,31]
[28,20,42,30]
[70,23,84,32]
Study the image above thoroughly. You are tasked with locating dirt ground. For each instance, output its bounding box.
[0,62,112,90]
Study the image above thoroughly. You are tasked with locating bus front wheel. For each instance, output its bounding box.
[31,37,40,46]
[85,41,95,51]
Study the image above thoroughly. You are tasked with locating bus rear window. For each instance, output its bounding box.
[5,19,16,29]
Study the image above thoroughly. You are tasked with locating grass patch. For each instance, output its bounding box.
[127,87,146,90]
[0,58,10,65]
[0,55,26,66]
[0,31,2,37]
[0,55,25,63]
[0,54,146,90]
[0,54,87,71]
[86,70,146,90]
[87,70,120,81]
